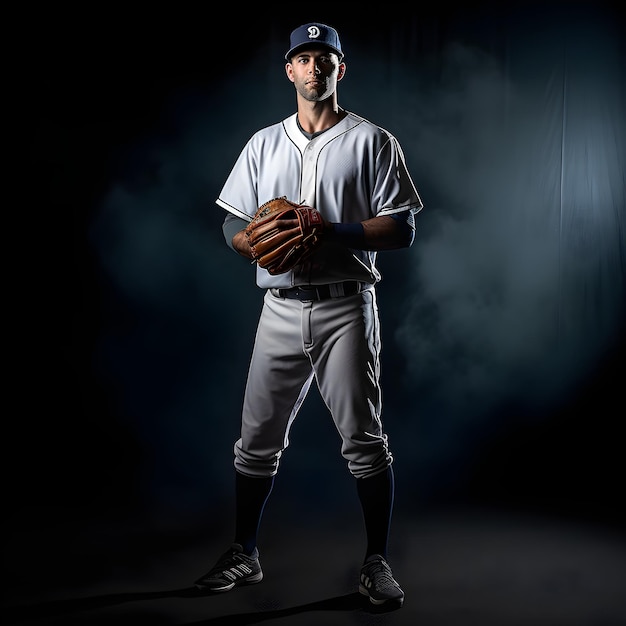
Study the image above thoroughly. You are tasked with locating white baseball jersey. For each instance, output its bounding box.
[216,110,423,289]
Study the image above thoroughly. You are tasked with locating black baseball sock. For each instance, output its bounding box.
[234,471,274,556]
[356,465,395,561]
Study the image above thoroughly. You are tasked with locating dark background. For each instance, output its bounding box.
[24,0,626,525]
[9,3,625,617]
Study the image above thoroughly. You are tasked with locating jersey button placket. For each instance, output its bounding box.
[300,142,317,207]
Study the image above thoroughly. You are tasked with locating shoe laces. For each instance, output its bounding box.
[211,548,250,573]
[221,552,243,567]
[363,558,398,591]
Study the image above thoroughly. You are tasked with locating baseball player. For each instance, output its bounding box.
[194,22,423,608]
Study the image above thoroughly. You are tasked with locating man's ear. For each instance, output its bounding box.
[285,62,295,83]
[337,62,346,82]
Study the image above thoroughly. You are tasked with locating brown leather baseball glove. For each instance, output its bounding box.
[245,197,326,275]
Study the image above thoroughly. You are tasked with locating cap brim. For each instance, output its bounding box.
[285,43,344,61]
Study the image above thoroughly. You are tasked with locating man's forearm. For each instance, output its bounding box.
[330,213,415,250]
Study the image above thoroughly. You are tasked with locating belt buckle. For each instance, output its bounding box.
[295,287,317,301]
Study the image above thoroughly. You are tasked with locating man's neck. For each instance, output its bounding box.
[296,97,346,134]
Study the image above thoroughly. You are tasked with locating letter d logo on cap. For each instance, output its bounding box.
[307,26,321,39]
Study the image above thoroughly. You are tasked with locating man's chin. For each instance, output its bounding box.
[304,87,331,101]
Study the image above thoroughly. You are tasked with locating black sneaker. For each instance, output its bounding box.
[358,554,405,606]
[194,543,263,592]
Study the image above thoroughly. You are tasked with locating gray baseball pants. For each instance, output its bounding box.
[234,287,393,480]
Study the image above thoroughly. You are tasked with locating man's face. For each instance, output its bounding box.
[286,47,345,102]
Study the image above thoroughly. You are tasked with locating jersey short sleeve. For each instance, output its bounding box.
[216,121,304,222]
[372,132,423,217]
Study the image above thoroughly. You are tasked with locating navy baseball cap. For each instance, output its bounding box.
[285,22,343,61]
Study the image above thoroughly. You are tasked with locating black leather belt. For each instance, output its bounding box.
[270,281,365,301]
